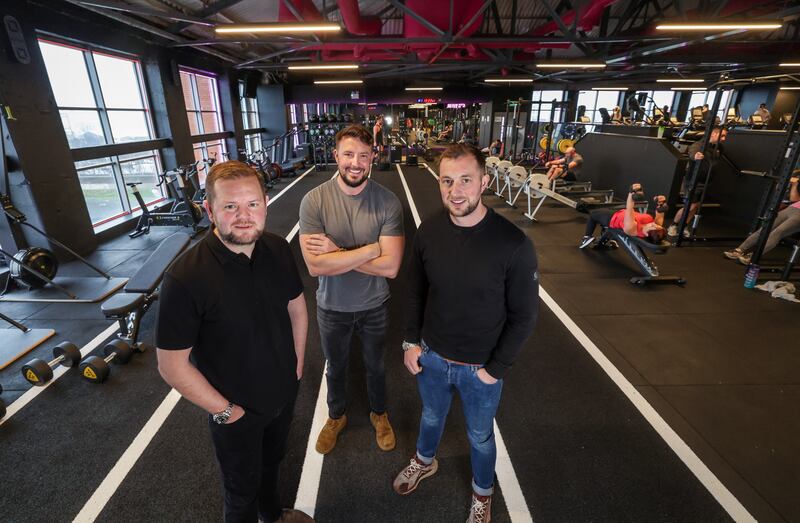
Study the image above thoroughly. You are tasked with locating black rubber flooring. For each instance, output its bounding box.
[0,165,796,522]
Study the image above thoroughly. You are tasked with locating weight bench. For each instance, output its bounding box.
[99,232,191,350]
[598,228,685,286]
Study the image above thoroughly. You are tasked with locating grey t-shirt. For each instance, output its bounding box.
[299,177,404,312]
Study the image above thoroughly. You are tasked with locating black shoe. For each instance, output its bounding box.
[579,236,595,249]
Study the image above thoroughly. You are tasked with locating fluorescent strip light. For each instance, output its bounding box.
[780,86,800,90]
[484,78,534,83]
[592,87,626,90]
[779,63,800,67]
[655,22,781,30]
[656,79,704,83]
[405,87,443,91]
[671,87,706,91]
[289,64,358,71]
[216,23,341,34]
[314,80,363,85]
[537,63,606,69]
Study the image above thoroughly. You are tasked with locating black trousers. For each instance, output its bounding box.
[208,396,296,523]
[584,209,615,237]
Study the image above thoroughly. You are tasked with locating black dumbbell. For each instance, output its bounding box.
[21,341,81,386]
[630,183,647,203]
[79,339,135,384]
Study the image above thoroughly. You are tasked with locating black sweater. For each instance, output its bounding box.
[405,207,539,379]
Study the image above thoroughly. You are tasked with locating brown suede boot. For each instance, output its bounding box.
[315,415,347,455]
[369,411,396,451]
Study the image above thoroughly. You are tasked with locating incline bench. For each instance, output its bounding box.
[598,227,686,286]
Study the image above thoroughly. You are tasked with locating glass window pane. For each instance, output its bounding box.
[76,164,123,223]
[76,157,112,169]
[121,156,163,209]
[577,91,597,111]
[196,76,217,111]
[181,71,196,110]
[201,112,221,134]
[94,53,143,109]
[187,111,200,135]
[60,109,106,148]
[107,110,151,143]
[651,90,674,112]
[596,91,621,111]
[39,41,96,108]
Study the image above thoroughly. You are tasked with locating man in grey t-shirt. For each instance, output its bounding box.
[299,125,404,456]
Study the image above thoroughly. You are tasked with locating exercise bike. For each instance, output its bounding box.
[128,167,207,239]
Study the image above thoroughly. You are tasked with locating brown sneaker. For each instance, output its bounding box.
[392,455,438,495]
[315,415,347,455]
[466,492,492,523]
[369,411,396,451]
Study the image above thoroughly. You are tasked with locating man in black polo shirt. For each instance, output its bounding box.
[156,161,308,523]
[392,144,538,522]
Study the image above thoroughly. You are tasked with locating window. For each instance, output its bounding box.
[686,90,732,121]
[577,90,622,123]
[39,39,163,226]
[530,90,565,123]
[634,90,675,120]
[239,81,261,155]
[181,68,227,185]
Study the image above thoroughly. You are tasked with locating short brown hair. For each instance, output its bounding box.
[205,160,265,204]
[335,125,373,149]
[437,143,486,173]
[646,227,666,244]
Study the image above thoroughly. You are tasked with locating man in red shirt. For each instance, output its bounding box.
[579,184,667,248]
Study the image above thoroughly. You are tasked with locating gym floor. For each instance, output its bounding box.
[0,165,797,522]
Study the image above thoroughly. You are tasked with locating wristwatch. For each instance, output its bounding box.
[212,402,234,425]
[402,341,421,352]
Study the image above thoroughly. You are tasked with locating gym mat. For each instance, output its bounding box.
[0,277,128,303]
[0,328,55,369]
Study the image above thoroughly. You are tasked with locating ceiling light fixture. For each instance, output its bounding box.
[779,63,800,67]
[215,23,341,34]
[655,21,781,31]
[483,78,534,83]
[537,63,606,69]
[405,87,444,91]
[656,79,704,83]
[314,80,363,85]
[779,86,800,90]
[288,64,358,71]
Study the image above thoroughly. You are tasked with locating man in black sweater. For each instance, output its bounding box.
[392,144,539,523]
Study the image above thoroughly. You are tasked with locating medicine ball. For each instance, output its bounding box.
[10,247,59,288]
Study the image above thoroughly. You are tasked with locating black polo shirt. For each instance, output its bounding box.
[156,230,304,417]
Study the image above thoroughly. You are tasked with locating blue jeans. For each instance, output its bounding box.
[317,301,390,419]
[415,342,504,495]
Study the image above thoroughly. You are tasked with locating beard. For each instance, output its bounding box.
[340,167,370,188]
[217,221,264,245]
[445,197,480,217]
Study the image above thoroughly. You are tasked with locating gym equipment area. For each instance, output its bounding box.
[2,1,800,522]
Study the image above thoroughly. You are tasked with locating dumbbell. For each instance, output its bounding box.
[21,341,81,386]
[630,183,647,203]
[79,339,137,384]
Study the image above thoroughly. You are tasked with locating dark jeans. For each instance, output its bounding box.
[317,301,390,419]
[208,397,296,523]
[584,208,615,237]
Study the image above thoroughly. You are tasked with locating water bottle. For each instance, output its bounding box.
[744,263,760,289]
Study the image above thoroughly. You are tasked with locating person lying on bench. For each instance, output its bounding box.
[579,184,667,249]
[545,147,583,182]
[724,174,800,264]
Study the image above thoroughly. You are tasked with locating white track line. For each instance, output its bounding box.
[293,367,329,518]
[1,323,119,426]
[71,173,318,522]
[423,161,753,521]
[420,162,439,180]
[396,163,534,523]
[538,289,754,522]
[73,389,182,523]
[268,165,315,205]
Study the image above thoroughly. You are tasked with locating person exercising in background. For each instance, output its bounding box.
[724,174,800,264]
[373,116,385,154]
[545,147,583,182]
[667,126,728,238]
[611,106,623,124]
[580,184,667,249]
[481,139,503,157]
[755,103,771,125]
